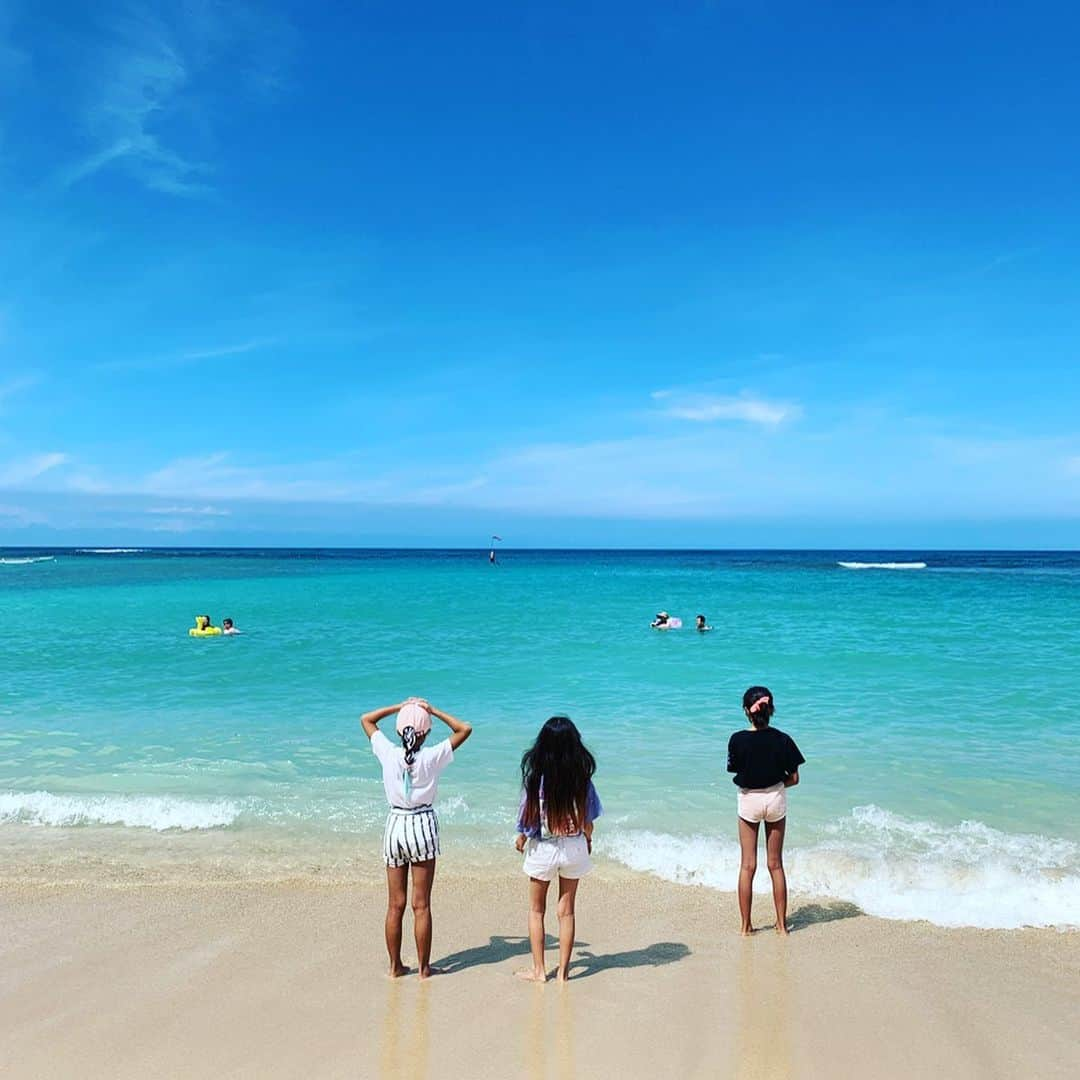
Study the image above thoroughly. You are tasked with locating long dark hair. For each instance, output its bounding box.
[520,716,596,835]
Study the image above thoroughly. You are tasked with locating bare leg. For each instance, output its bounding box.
[516,877,550,982]
[385,865,409,976]
[737,816,760,936]
[764,818,788,935]
[555,876,580,983]
[411,859,438,977]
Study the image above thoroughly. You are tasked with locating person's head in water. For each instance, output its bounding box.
[743,686,774,728]
[223,618,233,630]
[396,699,432,768]
[520,716,596,835]
[652,611,669,627]
[696,614,710,631]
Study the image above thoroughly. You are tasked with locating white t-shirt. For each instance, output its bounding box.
[371,730,454,809]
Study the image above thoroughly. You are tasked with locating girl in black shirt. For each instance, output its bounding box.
[726,686,804,936]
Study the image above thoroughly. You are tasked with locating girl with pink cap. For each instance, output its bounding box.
[361,698,473,978]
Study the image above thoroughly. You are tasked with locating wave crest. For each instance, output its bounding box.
[838,561,927,570]
[604,806,1080,929]
[0,791,241,831]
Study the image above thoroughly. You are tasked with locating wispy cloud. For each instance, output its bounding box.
[146,504,230,517]
[652,389,802,426]
[0,374,39,410]
[0,502,46,526]
[58,9,207,196]
[0,5,29,100]
[96,338,276,373]
[56,3,292,196]
[0,451,69,486]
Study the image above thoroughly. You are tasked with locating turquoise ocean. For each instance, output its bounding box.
[2,547,1078,930]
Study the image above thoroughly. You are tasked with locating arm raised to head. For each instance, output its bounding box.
[424,702,473,751]
[360,703,403,740]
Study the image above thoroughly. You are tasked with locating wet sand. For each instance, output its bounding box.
[1,875,1077,1079]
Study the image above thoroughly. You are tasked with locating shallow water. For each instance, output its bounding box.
[2,547,1078,927]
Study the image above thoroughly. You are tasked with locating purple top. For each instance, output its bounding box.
[515,781,603,839]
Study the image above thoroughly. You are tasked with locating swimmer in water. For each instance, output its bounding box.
[696,614,712,632]
[222,618,241,635]
[651,611,671,629]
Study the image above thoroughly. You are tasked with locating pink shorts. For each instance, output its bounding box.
[737,782,787,824]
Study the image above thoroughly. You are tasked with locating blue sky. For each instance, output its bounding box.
[1,0,1078,547]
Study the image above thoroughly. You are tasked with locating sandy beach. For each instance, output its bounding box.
[2,872,1076,1079]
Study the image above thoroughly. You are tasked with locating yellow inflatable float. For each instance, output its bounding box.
[189,615,222,637]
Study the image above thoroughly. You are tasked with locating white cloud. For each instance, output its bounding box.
[0,452,69,486]
[0,503,45,526]
[146,504,231,517]
[148,517,220,534]
[652,390,801,426]
[56,4,292,196]
[96,338,275,373]
[59,14,208,196]
[0,374,38,410]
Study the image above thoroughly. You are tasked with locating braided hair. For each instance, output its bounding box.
[401,726,419,769]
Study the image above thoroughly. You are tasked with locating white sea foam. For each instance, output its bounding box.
[76,548,144,554]
[0,791,241,831]
[838,561,927,570]
[0,555,55,565]
[604,806,1080,930]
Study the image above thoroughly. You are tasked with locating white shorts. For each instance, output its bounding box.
[737,783,787,824]
[383,806,440,867]
[522,834,593,882]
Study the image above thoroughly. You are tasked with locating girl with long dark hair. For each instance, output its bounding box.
[513,715,602,983]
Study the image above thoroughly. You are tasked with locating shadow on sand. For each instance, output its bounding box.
[568,941,690,980]
[433,934,591,974]
[787,900,863,931]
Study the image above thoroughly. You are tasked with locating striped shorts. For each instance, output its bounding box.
[383,805,440,867]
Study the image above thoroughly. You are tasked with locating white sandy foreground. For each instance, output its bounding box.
[1,874,1077,1079]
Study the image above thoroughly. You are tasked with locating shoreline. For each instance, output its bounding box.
[4,819,1079,932]
[2,875,1077,1079]
[3,820,1078,932]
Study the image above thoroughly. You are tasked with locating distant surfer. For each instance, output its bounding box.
[489,533,502,565]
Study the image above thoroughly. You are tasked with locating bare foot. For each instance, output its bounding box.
[515,968,548,983]
[387,964,410,979]
[555,971,572,984]
[418,966,444,980]
[740,926,754,937]
[775,924,789,937]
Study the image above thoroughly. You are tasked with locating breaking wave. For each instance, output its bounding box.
[604,805,1080,930]
[838,561,927,570]
[0,791,242,831]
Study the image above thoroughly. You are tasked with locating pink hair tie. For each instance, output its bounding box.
[749,695,772,714]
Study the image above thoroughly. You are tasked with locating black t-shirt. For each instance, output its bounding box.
[726,726,805,789]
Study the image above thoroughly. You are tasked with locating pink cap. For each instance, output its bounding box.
[396,700,432,736]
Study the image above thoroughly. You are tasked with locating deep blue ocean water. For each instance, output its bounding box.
[2,547,1078,928]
